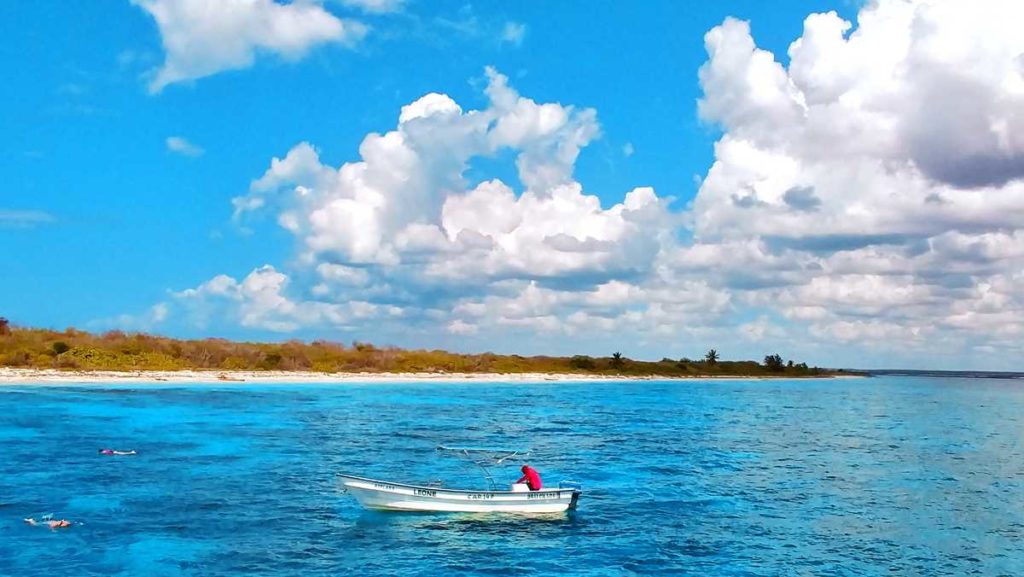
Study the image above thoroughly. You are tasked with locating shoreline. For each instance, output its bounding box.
[0,368,857,385]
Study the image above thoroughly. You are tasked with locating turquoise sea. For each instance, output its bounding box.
[1,376,1023,576]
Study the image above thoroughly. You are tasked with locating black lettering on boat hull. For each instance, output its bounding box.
[526,492,559,499]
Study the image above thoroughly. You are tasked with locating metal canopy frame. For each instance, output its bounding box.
[436,445,530,490]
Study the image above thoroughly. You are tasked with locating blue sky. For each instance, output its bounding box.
[3,0,1023,370]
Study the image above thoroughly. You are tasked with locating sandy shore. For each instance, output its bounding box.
[0,367,854,385]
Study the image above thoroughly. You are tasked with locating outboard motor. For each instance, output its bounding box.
[559,481,583,510]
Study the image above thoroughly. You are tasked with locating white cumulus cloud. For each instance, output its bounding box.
[133,0,366,93]
[172,265,401,332]
[230,66,670,285]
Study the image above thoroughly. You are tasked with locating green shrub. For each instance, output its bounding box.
[569,355,596,370]
[54,355,79,369]
[259,352,283,370]
[2,349,31,366]
[220,356,249,370]
[763,354,784,372]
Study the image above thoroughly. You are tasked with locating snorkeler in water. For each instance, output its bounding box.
[24,516,73,529]
[98,449,136,455]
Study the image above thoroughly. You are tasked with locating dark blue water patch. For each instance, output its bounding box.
[2,377,1024,575]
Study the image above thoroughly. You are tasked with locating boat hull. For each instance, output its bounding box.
[339,474,581,513]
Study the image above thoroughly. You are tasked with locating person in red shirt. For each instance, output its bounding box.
[516,464,543,491]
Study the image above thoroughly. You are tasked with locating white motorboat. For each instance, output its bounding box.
[339,446,582,513]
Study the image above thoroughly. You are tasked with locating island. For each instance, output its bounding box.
[0,318,846,383]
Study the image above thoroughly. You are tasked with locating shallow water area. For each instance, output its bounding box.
[2,376,1023,575]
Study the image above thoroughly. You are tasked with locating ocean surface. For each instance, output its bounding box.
[2,376,1023,576]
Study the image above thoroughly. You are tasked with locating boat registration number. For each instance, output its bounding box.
[414,488,437,497]
[468,493,495,500]
[372,482,398,491]
[527,492,559,499]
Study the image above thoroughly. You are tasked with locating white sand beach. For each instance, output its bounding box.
[0,367,853,385]
[0,368,655,385]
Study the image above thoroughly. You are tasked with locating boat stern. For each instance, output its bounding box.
[559,481,583,510]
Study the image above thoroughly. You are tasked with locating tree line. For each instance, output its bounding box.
[0,320,832,377]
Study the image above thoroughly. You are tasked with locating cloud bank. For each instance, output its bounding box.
[174,67,686,345]
[690,0,1024,362]
[141,0,1024,368]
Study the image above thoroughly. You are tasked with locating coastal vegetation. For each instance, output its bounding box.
[0,322,837,377]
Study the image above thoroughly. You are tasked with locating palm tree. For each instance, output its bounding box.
[704,349,719,365]
[611,352,624,369]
